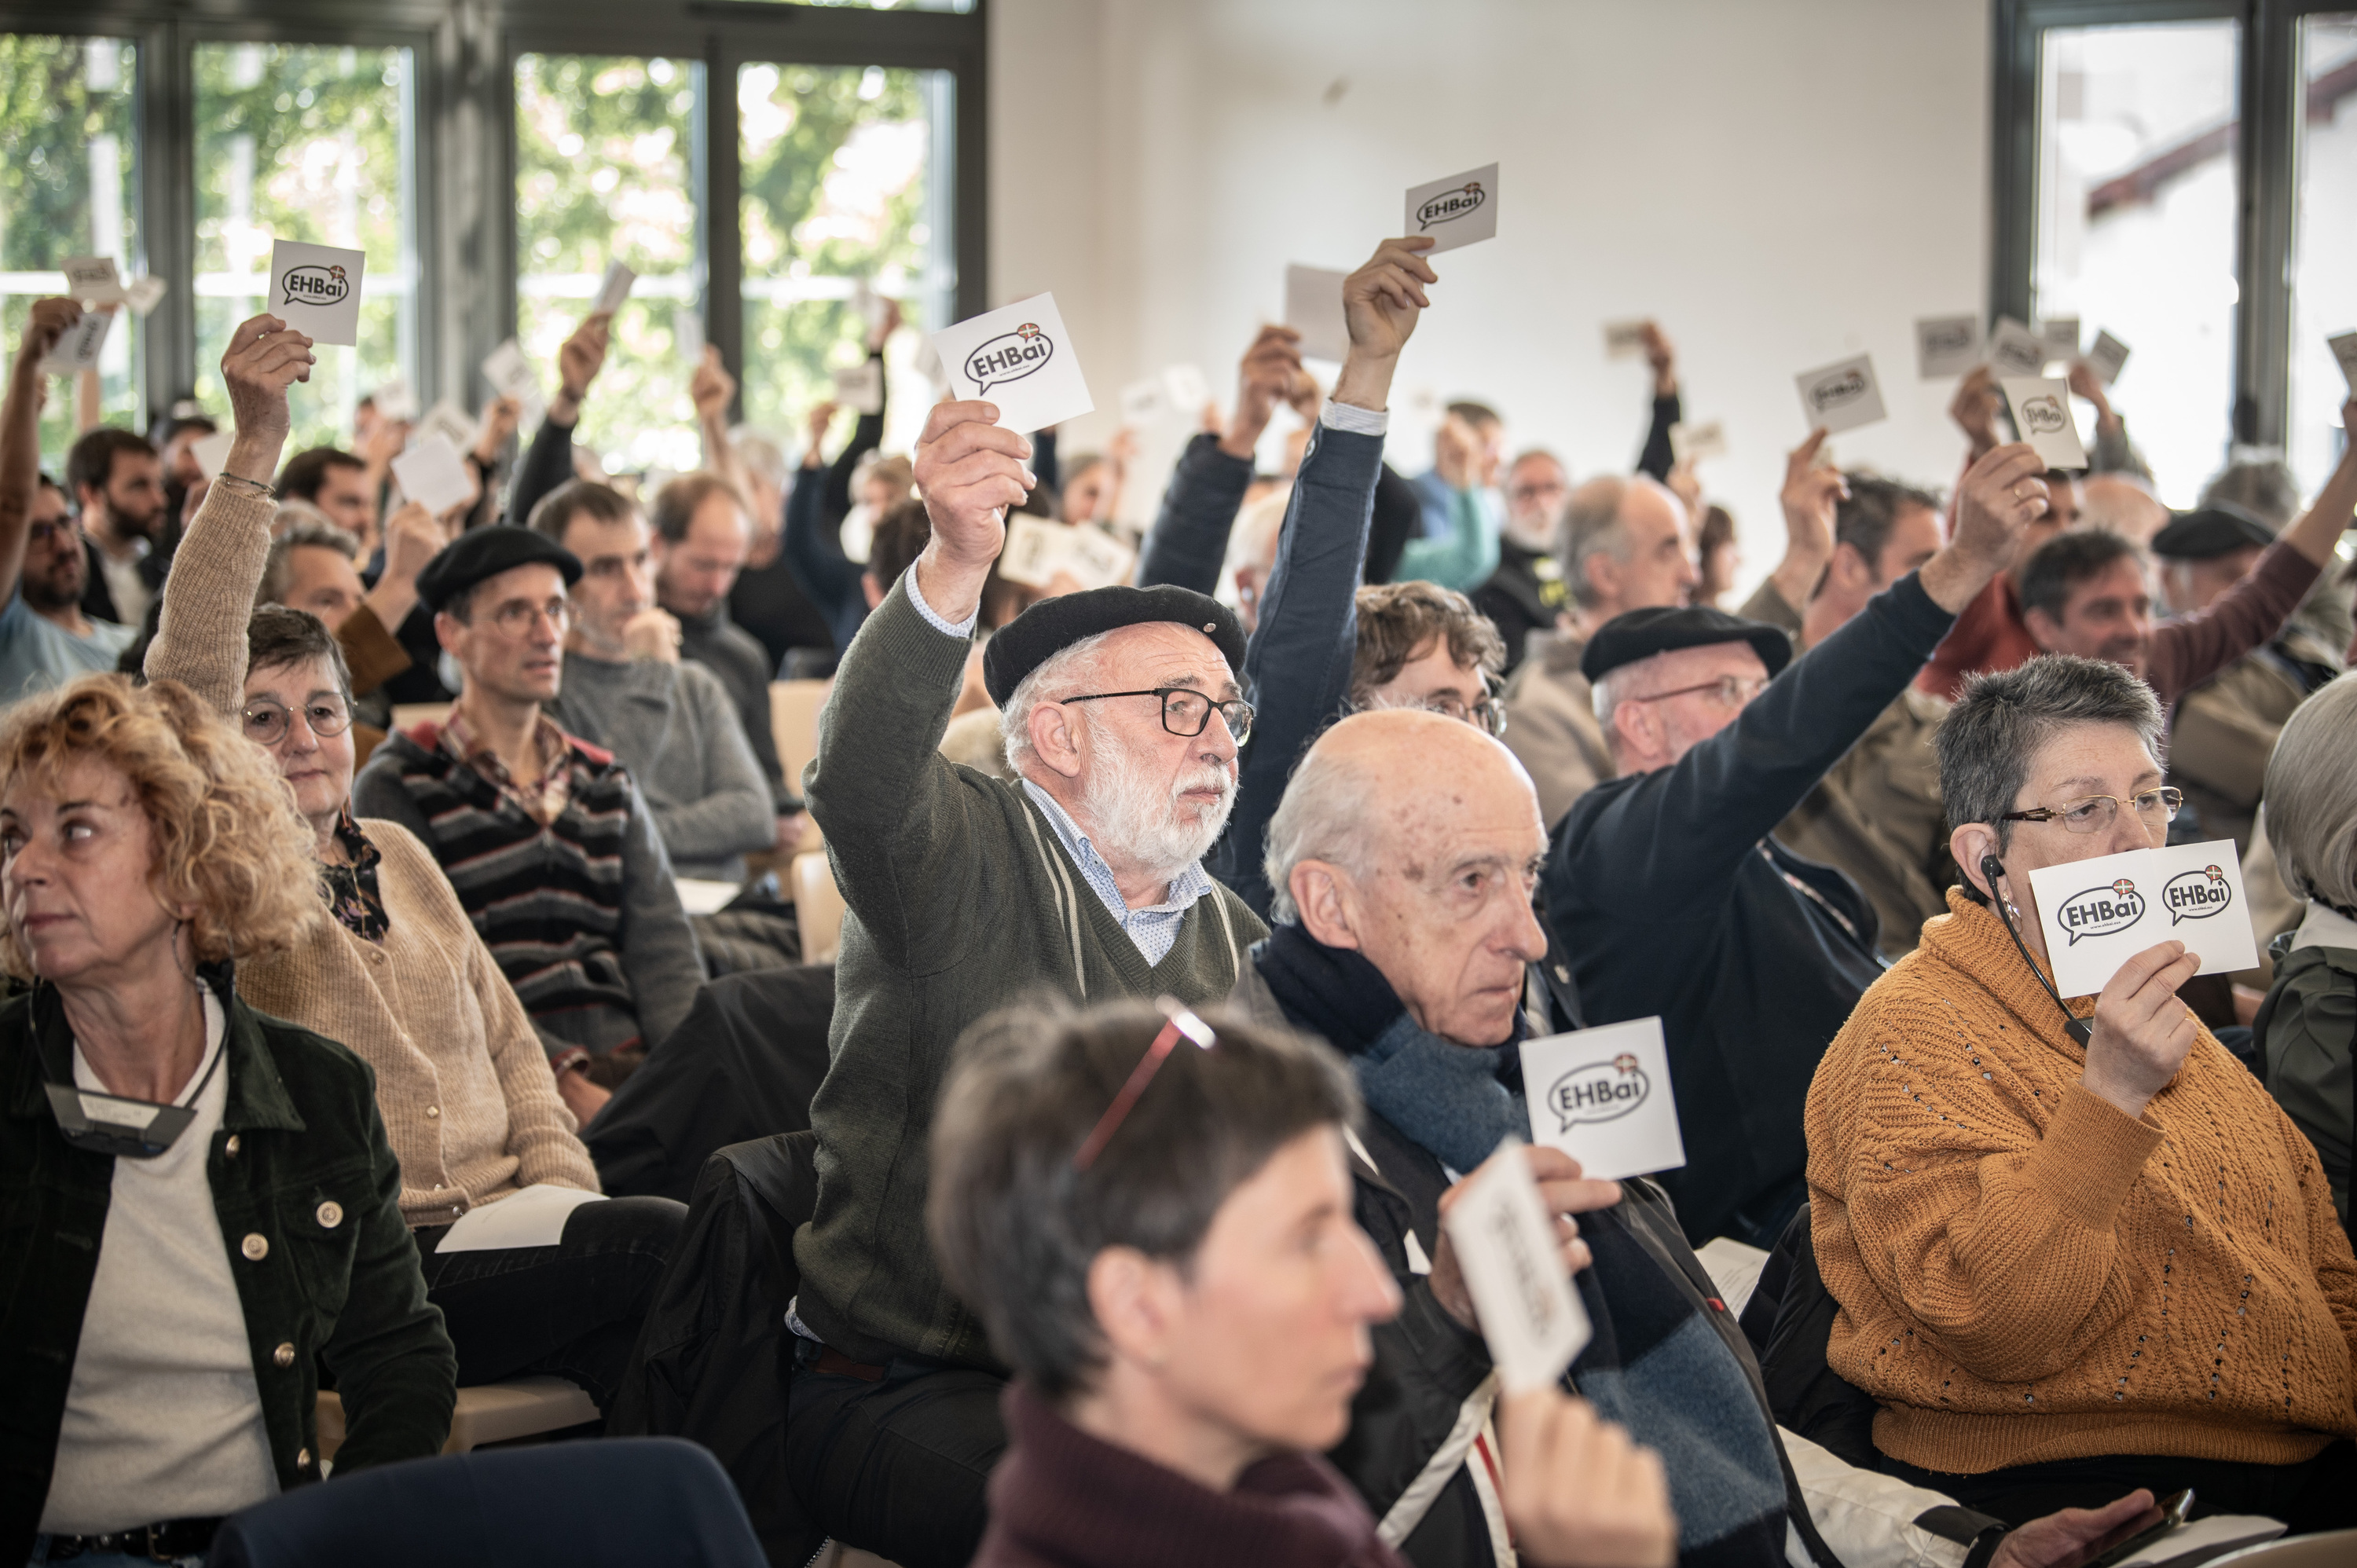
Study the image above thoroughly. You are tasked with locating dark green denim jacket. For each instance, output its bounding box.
[0,967,456,1560]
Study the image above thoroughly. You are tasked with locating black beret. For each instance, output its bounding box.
[982,584,1247,708]
[1580,605,1794,687]
[2150,502,2276,561]
[415,525,582,613]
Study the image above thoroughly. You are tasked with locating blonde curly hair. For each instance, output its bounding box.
[0,674,322,979]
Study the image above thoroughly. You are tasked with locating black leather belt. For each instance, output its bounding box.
[42,1517,222,1561]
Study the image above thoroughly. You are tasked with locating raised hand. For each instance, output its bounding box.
[911,398,1033,624]
[1921,441,2047,614]
[802,400,841,469]
[1220,325,1303,460]
[1497,1390,1677,1568]
[691,346,736,422]
[1333,236,1439,414]
[16,297,82,369]
[380,502,443,584]
[218,313,317,485]
[1769,428,1845,610]
[871,295,904,352]
[1428,1145,1619,1330]
[2080,940,2203,1118]
[473,395,523,464]
[1640,321,1677,397]
[1950,364,2003,459]
[554,311,613,420]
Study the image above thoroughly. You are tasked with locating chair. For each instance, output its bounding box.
[314,1376,599,1464]
[389,701,453,734]
[1744,1202,1882,1472]
[769,678,831,793]
[791,851,847,964]
[208,1437,766,1568]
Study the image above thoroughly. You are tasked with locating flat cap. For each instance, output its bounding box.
[1580,604,1793,686]
[415,524,582,613]
[2150,502,2276,561]
[983,584,1246,708]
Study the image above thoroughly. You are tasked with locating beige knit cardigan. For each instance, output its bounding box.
[146,481,599,1225]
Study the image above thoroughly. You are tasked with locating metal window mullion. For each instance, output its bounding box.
[141,13,194,419]
[2236,0,2301,450]
[702,35,744,425]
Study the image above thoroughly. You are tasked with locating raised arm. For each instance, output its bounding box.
[507,310,610,528]
[0,300,79,600]
[2067,361,2152,482]
[691,346,748,497]
[1634,321,1681,482]
[145,313,317,716]
[779,400,867,621]
[820,301,896,523]
[1764,428,1842,616]
[1135,324,1303,594]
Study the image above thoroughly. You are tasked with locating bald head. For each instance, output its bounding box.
[1266,710,1548,1046]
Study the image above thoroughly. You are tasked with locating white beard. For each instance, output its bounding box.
[1078,728,1237,886]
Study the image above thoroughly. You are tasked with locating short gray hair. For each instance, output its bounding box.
[1556,476,1629,613]
[1934,654,2165,906]
[1263,739,1384,924]
[258,519,361,608]
[927,999,1358,1401]
[1000,628,1116,775]
[2199,458,2300,529]
[2263,672,2357,911]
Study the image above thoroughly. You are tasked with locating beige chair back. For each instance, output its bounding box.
[791,851,847,964]
[317,1376,599,1461]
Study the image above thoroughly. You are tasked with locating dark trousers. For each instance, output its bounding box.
[414,1195,687,1414]
[783,1340,1006,1568]
[1883,1439,2357,1533]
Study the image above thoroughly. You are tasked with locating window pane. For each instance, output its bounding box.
[0,35,141,467]
[515,53,702,476]
[2035,20,2239,504]
[739,62,948,456]
[736,1,973,11]
[192,42,416,457]
[2289,13,2357,500]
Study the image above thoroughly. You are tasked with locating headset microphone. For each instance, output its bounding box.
[1981,853,2095,1046]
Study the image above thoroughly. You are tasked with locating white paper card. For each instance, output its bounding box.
[482,338,537,401]
[189,428,237,481]
[2026,840,2259,1000]
[1119,376,1169,427]
[1161,363,1209,416]
[39,309,113,374]
[2329,330,2357,393]
[2001,377,2088,470]
[1604,320,1651,359]
[390,432,475,515]
[673,877,739,917]
[592,260,636,317]
[2087,329,2131,386]
[1405,161,1498,254]
[675,307,704,366]
[1440,1141,1593,1393]
[1284,266,1351,364]
[998,517,1135,592]
[269,240,365,346]
[1669,420,1725,463]
[434,1184,608,1253]
[1794,353,1886,434]
[1915,314,1982,379]
[929,292,1094,433]
[372,376,419,423]
[1521,1017,1688,1182]
[122,276,167,317]
[2040,316,2081,358]
[833,359,885,416]
[1989,316,2049,377]
[414,397,480,456]
[61,256,123,305]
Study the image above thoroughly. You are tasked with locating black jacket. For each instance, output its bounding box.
[1543,573,1955,1243]
[0,970,456,1560]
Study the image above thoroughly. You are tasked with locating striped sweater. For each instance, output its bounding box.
[354,724,705,1058]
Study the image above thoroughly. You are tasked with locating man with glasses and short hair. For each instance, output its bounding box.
[0,302,140,705]
[1543,437,2051,1250]
[354,525,703,1120]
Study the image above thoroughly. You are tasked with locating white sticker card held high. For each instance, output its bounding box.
[1794,353,1886,434]
[414,398,481,457]
[1603,320,1651,359]
[269,240,366,346]
[482,338,537,401]
[2086,330,2132,386]
[930,293,1093,432]
[435,1184,609,1254]
[1989,316,2049,378]
[2001,377,2088,470]
[390,433,477,516]
[1521,1017,1687,1182]
[60,256,123,306]
[1404,161,1498,254]
[1284,266,1351,364]
[1439,1141,1592,1393]
[2026,840,2257,1001]
[39,309,113,375]
[1669,420,1725,463]
[833,359,885,416]
[1915,315,1982,379]
[592,260,637,317]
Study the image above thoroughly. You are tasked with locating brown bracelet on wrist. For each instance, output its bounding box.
[213,472,276,500]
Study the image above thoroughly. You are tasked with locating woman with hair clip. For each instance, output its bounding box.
[1804,653,2357,1532]
[0,673,454,1566]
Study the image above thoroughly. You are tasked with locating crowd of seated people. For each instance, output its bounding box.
[0,201,2352,1568]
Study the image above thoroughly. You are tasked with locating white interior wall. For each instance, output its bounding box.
[991,0,1992,601]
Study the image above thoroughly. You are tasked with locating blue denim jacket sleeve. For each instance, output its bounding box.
[1136,432,1255,595]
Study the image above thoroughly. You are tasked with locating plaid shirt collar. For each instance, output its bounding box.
[439,706,577,825]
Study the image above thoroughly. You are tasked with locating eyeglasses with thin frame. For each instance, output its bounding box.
[241,696,354,749]
[1627,673,1769,709]
[1059,687,1255,747]
[1408,691,1509,738]
[486,598,571,637]
[1072,1001,1219,1173]
[2000,787,2183,836]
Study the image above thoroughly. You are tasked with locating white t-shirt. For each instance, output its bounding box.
[40,994,281,1534]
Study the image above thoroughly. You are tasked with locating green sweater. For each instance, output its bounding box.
[794,578,1266,1367]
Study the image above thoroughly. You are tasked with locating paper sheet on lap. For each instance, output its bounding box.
[435,1184,607,1252]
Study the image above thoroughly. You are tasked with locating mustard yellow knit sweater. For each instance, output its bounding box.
[1805,889,2357,1475]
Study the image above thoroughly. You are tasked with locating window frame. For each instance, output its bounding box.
[0,0,986,435]
[1992,0,2350,452]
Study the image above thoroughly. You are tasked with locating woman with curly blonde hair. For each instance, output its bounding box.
[0,672,454,1566]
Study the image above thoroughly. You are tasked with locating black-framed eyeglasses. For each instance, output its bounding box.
[242,696,354,749]
[1059,687,1255,746]
[1073,1001,1218,1173]
[2001,787,2182,836]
